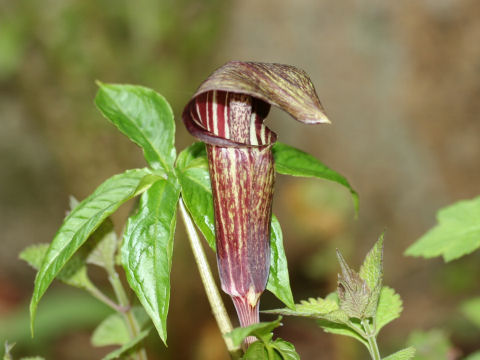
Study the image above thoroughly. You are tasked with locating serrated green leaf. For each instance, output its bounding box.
[122,178,180,345]
[177,143,294,309]
[272,142,358,213]
[91,307,150,347]
[359,234,384,291]
[383,347,416,360]
[271,339,300,360]
[243,341,268,359]
[29,168,162,334]
[407,329,452,360]
[359,234,384,317]
[405,196,480,262]
[376,287,402,334]
[101,328,150,360]
[95,83,176,171]
[227,317,282,347]
[465,351,480,360]
[267,215,295,309]
[336,250,370,319]
[20,243,93,290]
[264,297,339,317]
[461,297,480,329]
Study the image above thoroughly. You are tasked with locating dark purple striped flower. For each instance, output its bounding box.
[182,61,329,332]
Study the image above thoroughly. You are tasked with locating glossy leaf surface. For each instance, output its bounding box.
[95,83,176,171]
[272,142,358,212]
[30,168,161,333]
[122,178,180,344]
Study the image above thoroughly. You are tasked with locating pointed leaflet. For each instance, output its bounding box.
[267,215,295,309]
[176,142,295,308]
[30,168,162,333]
[359,234,384,316]
[405,195,480,262]
[122,178,180,344]
[95,83,176,171]
[272,142,358,213]
[336,250,370,319]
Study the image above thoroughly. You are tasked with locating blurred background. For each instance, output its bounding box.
[1,0,480,359]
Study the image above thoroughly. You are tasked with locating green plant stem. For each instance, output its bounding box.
[362,319,381,360]
[109,269,148,360]
[179,197,242,360]
[86,283,125,312]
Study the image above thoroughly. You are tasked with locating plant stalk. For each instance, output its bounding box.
[362,319,381,360]
[109,268,148,360]
[179,197,242,359]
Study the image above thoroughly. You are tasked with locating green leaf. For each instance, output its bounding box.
[382,347,416,360]
[91,313,130,347]
[101,328,150,360]
[20,243,93,290]
[30,168,162,334]
[376,287,403,334]
[177,143,295,308]
[122,178,180,345]
[86,227,117,273]
[407,329,452,360]
[336,250,370,319]
[359,234,384,316]
[95,83,176,171]
[272,142,358,213]
[242,341,268,359]
[461,297,480,329]
[176,142,215,250]
[20,357,45,360]
[317,319,368,347]
[359,234,384,292]
[405,196,480,262]
[226,317,282,347]
[267,215,295,309]
[264,297,339,317]
[271,339,300,360]
[91,307,150,347]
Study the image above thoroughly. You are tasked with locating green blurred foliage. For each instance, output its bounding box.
[407,329,453,360]
[0,290,111,357]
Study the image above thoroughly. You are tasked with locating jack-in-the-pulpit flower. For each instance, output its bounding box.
[182,61,329,331]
